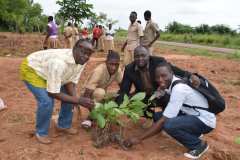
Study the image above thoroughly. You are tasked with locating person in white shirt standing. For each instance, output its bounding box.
[20,39,95,144]
[104,23,115,53]
[124,62,216,159]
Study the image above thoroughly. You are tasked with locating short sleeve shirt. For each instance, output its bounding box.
[27,49,85,93]
[163,76,216,128]
[127,21,144,51]
[105,28,115,40]
[142,20,159,45]
[85,63,122,90]
[64,26,73,38]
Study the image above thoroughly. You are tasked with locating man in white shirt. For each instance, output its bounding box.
[20,39,95,144]
[104,23,115,53]
[124,62,216,159]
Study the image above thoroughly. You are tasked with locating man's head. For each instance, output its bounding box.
[99,25,102,29]
[48,16,53,22]
[68,22,72,26]
[134,46,150,68]
[155,63,173,90]
[129,11,137,23]
[144,10,151,21]
[106,51,120,75]
[73,39,94,65]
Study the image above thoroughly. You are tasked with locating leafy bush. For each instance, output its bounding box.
[89,92,147,148]
[90,92,147,129]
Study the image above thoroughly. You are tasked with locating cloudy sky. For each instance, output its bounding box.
[34,0,239,30]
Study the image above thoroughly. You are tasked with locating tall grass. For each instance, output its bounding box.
[160,33,240,49]
[115,29,240,49]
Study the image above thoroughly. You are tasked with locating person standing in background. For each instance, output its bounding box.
[104,23,115,53]
[72,23,79,45]
[63,22,74,48]
[81,27,89,39]
[121,11,144,66]
[92,25,100,49]
[98,25,105,52]
[43,16,59,49]
[142,10,160,55]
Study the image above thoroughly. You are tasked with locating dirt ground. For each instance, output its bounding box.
[0,32,240,160]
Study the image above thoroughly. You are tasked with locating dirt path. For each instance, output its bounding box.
[0,53,240,160]
[157,41,237,54]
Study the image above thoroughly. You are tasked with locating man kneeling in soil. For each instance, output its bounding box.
[81,51,123,128]
[124,63,216,159]
[20,39,95,144]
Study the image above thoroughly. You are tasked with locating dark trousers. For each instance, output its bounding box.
[153,112,213,150]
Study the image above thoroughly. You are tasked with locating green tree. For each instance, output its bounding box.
[56,0,95,24]
[88,12,118,29]
[166,21,193,34]
[195,24,211,34]
[210,24,234,35]
[0,0,47,33]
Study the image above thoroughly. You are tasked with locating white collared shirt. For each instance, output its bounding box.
[27,49,85,93]
[163,75,216,128]
[105,28,115,40]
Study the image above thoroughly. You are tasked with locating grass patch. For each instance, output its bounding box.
[156,44,240,60]
[235,137,240,145]
[227,51,240,60]
[115,30,240,49]
[160,33,240,49]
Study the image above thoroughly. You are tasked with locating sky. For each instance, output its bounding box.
[34,0,240,30]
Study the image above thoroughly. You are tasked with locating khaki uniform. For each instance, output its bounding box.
[142,20,159,55]
[47,37,59,49]
[85,63,122,101]
[98,29,105,51]
[124,22,143,66]
[64,26,73,48]
[72,27,79,46]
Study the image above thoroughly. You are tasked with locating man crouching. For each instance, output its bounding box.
[124,62,216,159]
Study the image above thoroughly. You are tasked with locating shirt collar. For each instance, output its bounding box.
[134,62,150,71]
[129,21,137,27]
[146,20,152,24]
[165,75,180,93]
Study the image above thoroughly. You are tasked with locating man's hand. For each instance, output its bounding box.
[123,137,141,148]
[190,74,201,88]
[78,97,95,110]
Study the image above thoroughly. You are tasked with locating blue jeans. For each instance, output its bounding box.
[153,112,213,150]
[24,81,74,136]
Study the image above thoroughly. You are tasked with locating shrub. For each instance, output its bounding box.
[90,92,147,148]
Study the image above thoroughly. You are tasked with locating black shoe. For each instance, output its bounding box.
[184,141,209,159]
